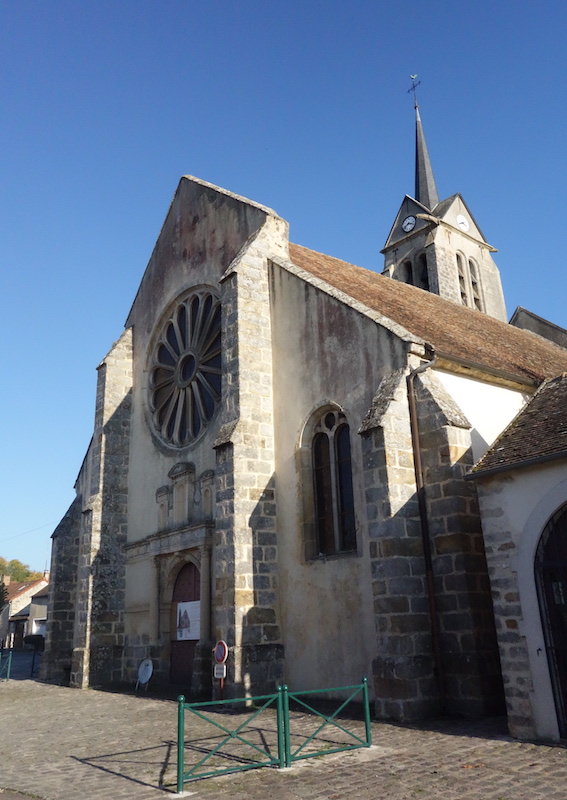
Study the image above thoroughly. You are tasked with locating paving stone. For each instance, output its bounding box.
[1,676,566,800]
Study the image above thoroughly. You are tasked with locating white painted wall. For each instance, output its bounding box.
[435,370,529,460]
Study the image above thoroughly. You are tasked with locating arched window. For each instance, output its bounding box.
[535,504,567,737]
[456,253,469,306]
[469,259,483,311]
[397,260,412,284]
[311,410,356,556]
[414,253,429,290]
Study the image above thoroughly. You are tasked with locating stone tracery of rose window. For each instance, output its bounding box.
[149,289,221,447]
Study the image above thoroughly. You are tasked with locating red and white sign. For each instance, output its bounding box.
[214,640,228,664]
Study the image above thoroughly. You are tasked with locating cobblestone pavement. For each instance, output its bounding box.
[1,675,566,800]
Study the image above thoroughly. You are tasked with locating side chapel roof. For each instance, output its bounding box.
[469,373,567,478]
[287,243,567,385]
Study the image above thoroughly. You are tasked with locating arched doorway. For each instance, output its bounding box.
[535,503,567,737]
[170,562,200,688]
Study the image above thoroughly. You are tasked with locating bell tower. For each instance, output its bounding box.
[382,83,507,322]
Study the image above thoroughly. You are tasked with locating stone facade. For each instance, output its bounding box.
[45,171,564,739]
[212,216,288,695]
[43,329,132,687]
[382,194,507,323]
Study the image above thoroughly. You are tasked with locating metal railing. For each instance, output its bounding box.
[282,680,372,766]
[0,650,13,680]
[176,678,371,790]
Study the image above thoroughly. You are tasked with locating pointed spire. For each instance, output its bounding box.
[415,106,439,211]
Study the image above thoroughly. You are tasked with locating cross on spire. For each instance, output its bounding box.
[407,76,439,210]
[407,74,421,109]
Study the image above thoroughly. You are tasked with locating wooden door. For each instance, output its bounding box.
[170,562,200,688]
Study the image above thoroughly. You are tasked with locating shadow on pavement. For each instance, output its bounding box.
[71,741,177,794]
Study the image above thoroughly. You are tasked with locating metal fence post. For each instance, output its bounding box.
[276,686,285,768]
[362,677,372,746]
[282,684,291,768]
[177,695,185,794]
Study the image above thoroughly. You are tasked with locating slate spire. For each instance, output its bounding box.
[415,105,439,211]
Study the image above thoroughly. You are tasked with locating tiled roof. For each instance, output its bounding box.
[469,373,567,477]
[288,243,567,384]
[5,579,47,602]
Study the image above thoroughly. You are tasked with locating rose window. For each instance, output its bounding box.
[149,289,221,447]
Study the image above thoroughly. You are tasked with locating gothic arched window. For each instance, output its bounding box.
[311,410,356,556]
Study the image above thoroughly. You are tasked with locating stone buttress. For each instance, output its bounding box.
[213,215,288,695]
[50,329,132,687]
[360,360,503,720]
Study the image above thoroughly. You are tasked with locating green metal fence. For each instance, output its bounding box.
[282,680,372,766]
[176,678,371,790]
[0,650,12,680]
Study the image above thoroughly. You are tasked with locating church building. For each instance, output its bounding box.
[43,106,567,733]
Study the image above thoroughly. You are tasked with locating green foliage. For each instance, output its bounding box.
[0,557,43,583]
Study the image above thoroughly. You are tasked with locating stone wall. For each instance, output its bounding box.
[362,362,504,721]
[415,371,504,718]
[67,328,133,688]
[474,476,541,740]
[212,217,288,695]
[361,367,436,721]
[41,500,81,683]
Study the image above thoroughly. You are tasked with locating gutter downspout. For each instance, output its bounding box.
[406,350,447,712]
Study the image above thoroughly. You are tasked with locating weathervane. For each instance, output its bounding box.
[407,74,421,109]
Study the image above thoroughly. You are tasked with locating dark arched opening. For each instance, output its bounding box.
[535,503,567,737]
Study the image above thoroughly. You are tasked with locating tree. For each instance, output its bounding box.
[0,557,43,583]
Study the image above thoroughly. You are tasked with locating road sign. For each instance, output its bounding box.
[214,640,228,664]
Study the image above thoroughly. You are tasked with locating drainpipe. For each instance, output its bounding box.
[406,349,447,712]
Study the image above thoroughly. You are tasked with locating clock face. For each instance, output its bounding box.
[456,214,469,232]
[402,215,416,233]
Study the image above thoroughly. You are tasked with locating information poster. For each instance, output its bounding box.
[176,601,200,641]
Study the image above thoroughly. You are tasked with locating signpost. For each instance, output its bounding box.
[213,640,228,698]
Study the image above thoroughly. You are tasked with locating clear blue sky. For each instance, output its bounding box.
[1,0,566,570]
